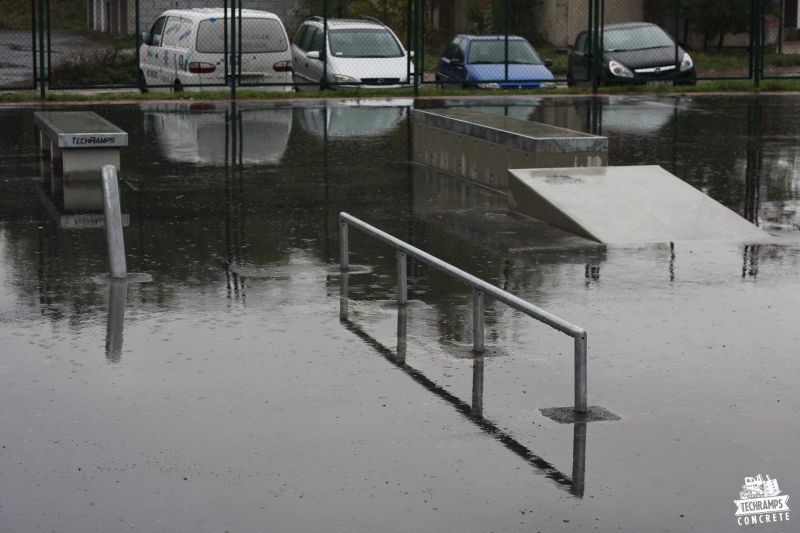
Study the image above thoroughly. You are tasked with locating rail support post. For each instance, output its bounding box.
[574,331,588,413]
[339,219,349,271]
[101,165,127,279]
[397,251,408,305]
[472,289,485,354]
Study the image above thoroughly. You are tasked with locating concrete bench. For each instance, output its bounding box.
[34,111,128,176]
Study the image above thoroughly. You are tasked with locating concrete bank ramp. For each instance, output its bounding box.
[509,165,772,244]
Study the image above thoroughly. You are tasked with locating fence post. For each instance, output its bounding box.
[590,0,601,94]
[30,0,37,90]
[38,0,45,98]
[413,0,421,97]
[504,0,509,83]
[472,289,485,354]
[230,0,237,100]
[754,0,763,88]
[574,331,588,413]
[101,165,127,279]
[135,0,141,89]
[322,0,328,90]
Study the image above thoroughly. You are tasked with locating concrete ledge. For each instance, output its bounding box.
[413,108,607,189]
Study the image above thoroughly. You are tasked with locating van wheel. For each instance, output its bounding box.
[173,80,183,93]
[138,70,149,94]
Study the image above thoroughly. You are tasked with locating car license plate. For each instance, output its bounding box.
[646,80,672,87]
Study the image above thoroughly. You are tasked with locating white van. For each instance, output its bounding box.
[140,8,293,92]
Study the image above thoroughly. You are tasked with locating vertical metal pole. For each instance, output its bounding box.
[591,0,600,94]
[414,0,421,96]
[574,331,588,413]
[472,289,484,354]
[397,251,408,305]
[339,219,349,271]
[231,0,237,100]
[238,0,243,92]
[31,0,37,89]
[38,0,45,98]
[46,0,51,88]
[101,165,127,279]
[322,0,328,90]
[755,0,763,88]
[406,0,412,87]
[504,0,509,82]
[135,0,141,87]
[224,0,229,88]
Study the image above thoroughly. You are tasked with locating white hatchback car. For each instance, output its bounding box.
[140,8,293,92]
[291,17,413,89]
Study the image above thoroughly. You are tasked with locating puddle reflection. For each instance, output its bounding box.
[144,103,292,165]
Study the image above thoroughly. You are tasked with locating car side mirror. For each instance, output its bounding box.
[544,59,553,68]
[306,50,321,60]
[450,58,463,67]
[141,32,152,46]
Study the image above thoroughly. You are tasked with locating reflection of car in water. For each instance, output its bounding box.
[296,101,409,138]
[599,97,691,135]
[143,103,291,165]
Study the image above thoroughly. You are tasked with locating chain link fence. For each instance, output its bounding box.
[1,0,799,94]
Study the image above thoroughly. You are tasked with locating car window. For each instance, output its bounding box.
[603,25,674,52]
[454,38,465,62]
[309,27,324,53]
[294,25,309,49]
[149,16,167,47]
[443,38,458,59]
[299,26,316,51]
[196,18,289,53]
[161,17,183,48]
[328,29,402,58]
[467,40,541,64]
[575,32,587,54]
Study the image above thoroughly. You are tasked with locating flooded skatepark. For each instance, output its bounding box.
[0,95,798,532]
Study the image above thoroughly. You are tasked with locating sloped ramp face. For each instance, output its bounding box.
[509,166,772,245]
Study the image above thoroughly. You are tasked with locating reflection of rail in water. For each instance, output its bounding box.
[340,313,586,498]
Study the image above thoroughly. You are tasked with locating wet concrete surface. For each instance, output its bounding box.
[1,96,799,531]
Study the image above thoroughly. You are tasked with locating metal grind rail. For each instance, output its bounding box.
[339,212,589,414]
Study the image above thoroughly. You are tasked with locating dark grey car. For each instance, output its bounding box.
[567,22,696,86]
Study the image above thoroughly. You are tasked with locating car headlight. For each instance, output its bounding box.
[332,74,358,83]
[680,53,694,72]
[608,60,633,78]
[477,82,500,89]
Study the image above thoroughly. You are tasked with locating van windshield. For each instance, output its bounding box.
[196,18,288,53]
[328,29,403,58]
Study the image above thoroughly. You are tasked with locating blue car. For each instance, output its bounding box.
[436,35,555,89]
